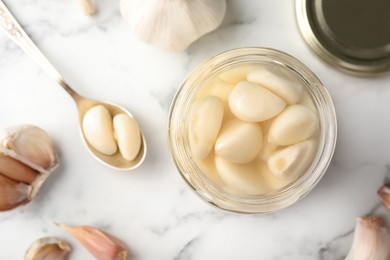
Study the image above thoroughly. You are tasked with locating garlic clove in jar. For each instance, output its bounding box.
[215,119,263,164]
[268,104,319,146]
[215,157,268,196]
[229,81,286,122]
[247,66,303,105]
[0,125,58,211]
[120,0,227,52]
[189,96,224,159]
[25,237,71,260]
[267,139,317,180]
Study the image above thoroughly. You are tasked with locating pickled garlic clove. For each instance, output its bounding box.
[189,96,224,159]
[268,104,319,146]
[215,157,268,196]
[82,105,118,156]
[0,154,38,184]
[215,119,262,164]
[4,125,57,171]
[255,160,291,191]
[25,237,71,260]
[229,81,286,122]
[267,139,317,180]
[0,174,31,211]
[219,64,259,84]
[247,66,303,105]
[113,114,141,161]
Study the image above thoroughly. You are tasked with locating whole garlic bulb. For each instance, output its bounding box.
[120,0,227,52]
[0,125,58,211]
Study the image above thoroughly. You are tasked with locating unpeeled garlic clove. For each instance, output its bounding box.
[0,174,31,211]
[2,125,58,171]
[120,0,227,52]
[58,224,128,260]
[0,125,58,211]
[345,216,390,260]
[378,183,390,211]
[0,154,38,184]
[25,237,71,260]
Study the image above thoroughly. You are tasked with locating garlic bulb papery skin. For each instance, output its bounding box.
[120,0,227,52]
[25,237,71,260]
[0,125,59,211]
[345,216,390,260]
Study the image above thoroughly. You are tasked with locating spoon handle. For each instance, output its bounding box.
[0,0,79,99]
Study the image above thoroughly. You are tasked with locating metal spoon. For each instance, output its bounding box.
[0,1,146,170]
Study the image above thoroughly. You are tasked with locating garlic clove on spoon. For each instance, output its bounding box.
[0,125,59,211]
[25,237,71,260]
[120,0,227,52]
[345,216,390,260]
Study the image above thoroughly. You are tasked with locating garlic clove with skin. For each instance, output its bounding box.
[0,125,59,211]
[25,237,71,260]
[120,0,227,52]
[58,224,128,260]
[378,183,390,211]
[2,125,58,172]
[345,216,390,260]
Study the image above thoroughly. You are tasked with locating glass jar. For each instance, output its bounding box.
[168,48,337,214]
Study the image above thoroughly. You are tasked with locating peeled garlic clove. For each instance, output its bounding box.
[378,183,390,211]
[255,160,291,191]
[215,119,263,164]
[25,237,71,260]
[82,105,118,156]
[267,140,317,180]
[3,125,57,171]
[113,114,141,161]
[268,104,319,146]
[0,174,31,211]
[58,224,128,260]
[215,157,268,196]
[120,0,226,52]
[0,154,38,184]
[229,81,286,122]
[346,216,390,260]
[247,66,303,105]
[219,64,259,84]
[189,96,224,159]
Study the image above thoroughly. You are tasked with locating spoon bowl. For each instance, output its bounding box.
[0,0,146,170]
[76,97,146,170]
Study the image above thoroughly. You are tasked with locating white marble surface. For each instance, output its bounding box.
[1,0,390,259]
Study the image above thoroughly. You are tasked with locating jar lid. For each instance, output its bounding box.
[296,0,390,75]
